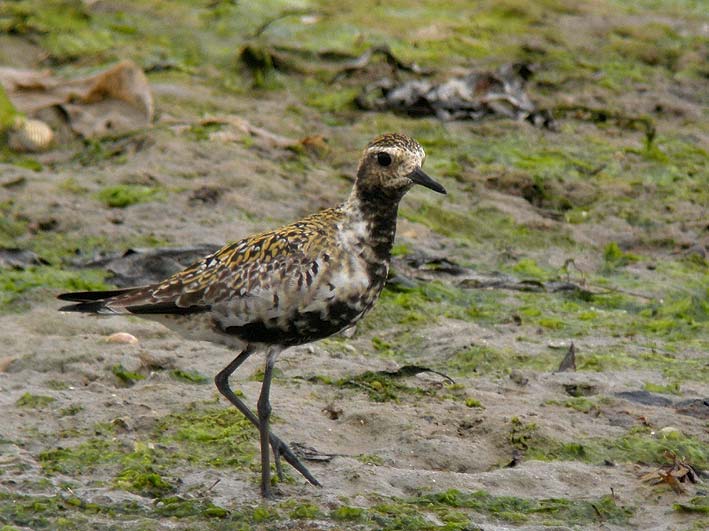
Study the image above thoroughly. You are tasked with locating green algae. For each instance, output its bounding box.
[413,489,632,526]
[45,379,70,390]
[288,503,321,519]
[465,398,483,408]
[608,429,708,469]
[97,184,164,208]
[562,396,596,413]
[252,505,279,523]
[57,177,88,195]
[155,404,256,469]
[15,392,55,408]
[312,487,633,529]
[0,0,208,68]
[39,438,121,476]
[0,201,28,247]
[115,470,173,499]
[331,505,366,521]
[603,242,640,271]
[521,426,709,470]
[401,201,573,252]
[0,0,115,63]
[3,222,166,268]
[58,404,83,417]
[188,121,224,142]
[357,453,385,466]
[0,491,231,530]
[578,345,708,382]
[338,370,435,402]
[38,404,256,501]
[511,258,550,280]
[0,267,109,311]
[0,200,172,307]
[170,368,210,384]
[674,496,709,514]
[363,265,706,379]
[507,416,538,452]
[154,496,229,518]
[306,84,360,113]
[447,344,558,377]
[643,381,681,395]
[111,364,146,386]
[363,280,509,333]
[358,257,707,384]
[0,492,114,530]
[0,85,18,131]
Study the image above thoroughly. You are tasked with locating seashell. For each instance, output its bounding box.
[7,117,54,152]
[106,332,139,345]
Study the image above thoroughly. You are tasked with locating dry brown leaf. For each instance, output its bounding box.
[0,60,153,141]
[0,356,15,373]
[137,350,175,370]
[196,115,328,153]
[641,451,703,494]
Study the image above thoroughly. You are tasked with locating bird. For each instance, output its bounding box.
[57,133,446,498]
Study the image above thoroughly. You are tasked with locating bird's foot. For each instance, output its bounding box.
[271,439,284,481]
[268,432,321,487]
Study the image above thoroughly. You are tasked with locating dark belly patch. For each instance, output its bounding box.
[219,299,368,346]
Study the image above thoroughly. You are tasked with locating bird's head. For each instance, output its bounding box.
[355,133,446,198]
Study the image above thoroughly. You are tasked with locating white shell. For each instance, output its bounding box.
[105,332,139,345]
[8,117,54,152]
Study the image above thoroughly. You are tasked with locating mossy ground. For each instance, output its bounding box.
[0,0,706,530]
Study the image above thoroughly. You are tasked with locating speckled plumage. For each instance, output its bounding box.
[58,133,446,497]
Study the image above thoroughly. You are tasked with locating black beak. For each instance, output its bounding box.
[408,167,447,194]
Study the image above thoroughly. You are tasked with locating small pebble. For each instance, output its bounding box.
[510,369,528,386]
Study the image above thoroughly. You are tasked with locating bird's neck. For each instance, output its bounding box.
[343,185,401,263]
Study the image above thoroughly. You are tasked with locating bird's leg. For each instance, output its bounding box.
[257,350,276,498]
[214,347,321,490]
[272,438,284,482]
[215,347,286,477]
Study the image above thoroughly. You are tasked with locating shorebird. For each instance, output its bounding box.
[58,133,446,497]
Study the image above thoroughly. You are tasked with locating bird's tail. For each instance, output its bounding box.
[57,288,136,313]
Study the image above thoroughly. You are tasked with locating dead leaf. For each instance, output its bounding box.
[641,451,703,494]
[0,60,153,142]
[196,115,300,149]
[322,403,343,420]
[0,356,15,373]
[137,350,175,370]
[298,134,328,155]
[290,442,337,462]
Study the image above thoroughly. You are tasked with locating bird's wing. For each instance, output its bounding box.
[58,208,343,318]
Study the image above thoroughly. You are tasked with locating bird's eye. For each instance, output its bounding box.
[376,152,392,166]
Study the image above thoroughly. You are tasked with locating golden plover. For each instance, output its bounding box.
[58,133,446,497]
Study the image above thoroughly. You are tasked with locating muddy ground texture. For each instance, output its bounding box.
[0,1,707,530]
